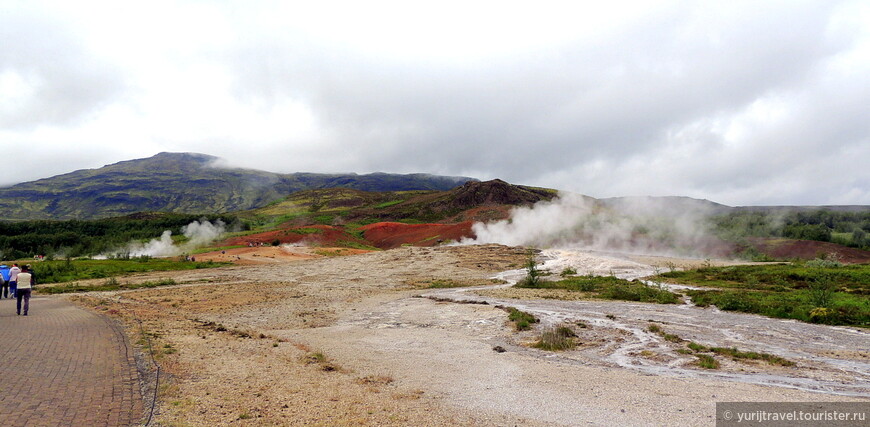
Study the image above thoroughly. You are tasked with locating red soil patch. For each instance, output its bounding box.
[359,222,475,249]
[750,238,870,264]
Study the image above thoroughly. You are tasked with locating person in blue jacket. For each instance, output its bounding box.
[0,264,9,299]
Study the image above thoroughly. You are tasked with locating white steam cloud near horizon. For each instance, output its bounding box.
[462,193,728,258]
[111,219,227,258]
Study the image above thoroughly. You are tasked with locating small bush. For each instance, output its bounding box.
[507,308,538,331]
[808,273,835,308]
[696,354,720,369]
[516,256,543,288]
[533,327,577,351]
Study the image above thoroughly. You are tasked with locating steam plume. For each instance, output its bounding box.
[463,193,726,257]
[119,219,227,258]
[182,220,226,247]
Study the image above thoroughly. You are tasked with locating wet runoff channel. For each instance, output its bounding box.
[422,248,870,397]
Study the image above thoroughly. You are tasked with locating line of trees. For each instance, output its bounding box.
[0,213,244,260]
[712,210,870,249]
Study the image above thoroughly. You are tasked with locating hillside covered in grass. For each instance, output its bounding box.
[1,166,868,263]
[0,179,557,257]
[226,179,557,249]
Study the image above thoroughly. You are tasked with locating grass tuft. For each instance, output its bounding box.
[533,326,578,351]
[506,307,538,331]
[696,354,720,369]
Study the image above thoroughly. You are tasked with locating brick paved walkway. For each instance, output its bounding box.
[0,296,145,426]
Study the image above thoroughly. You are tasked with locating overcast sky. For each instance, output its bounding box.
[1,0,868,206]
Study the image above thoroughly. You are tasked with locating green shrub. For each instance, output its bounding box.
[506,307,538,331]
[533,326,577,351]
[808,273,835,308]
[516,256,543,288]
[696,354,720,369]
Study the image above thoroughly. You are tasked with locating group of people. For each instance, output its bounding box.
[0,263,35,316]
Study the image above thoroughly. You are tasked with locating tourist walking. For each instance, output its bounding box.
[15,265,34,316]
[0,264,9,298]
[8,263,20,299]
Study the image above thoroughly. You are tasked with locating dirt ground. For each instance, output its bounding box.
[749,237,870,264]
[193,245,370,265]
[74,245,868,426]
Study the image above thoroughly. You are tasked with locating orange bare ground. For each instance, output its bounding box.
[359,222,475,249]
[193,246,370,265]
[221,225,365,247]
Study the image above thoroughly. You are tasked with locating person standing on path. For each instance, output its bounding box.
[8,263,20,299]
[15,265,34,316]
[0,264,9,298]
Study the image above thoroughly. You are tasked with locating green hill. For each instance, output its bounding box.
[0,152,475,220]
[241,179,558,228]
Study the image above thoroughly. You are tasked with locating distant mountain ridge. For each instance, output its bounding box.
[2,152,867,222]
[600,196,733,215]
[0,152,476,220]
[601,196,869,215]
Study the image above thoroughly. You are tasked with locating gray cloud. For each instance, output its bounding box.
[222,2,861,202]
[1,1,867,205]
[0,5,126,130]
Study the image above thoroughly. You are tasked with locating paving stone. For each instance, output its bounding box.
[0,297,145,426]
